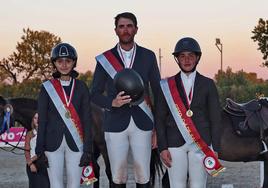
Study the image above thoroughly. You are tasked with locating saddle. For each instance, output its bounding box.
[225,98,261,116]
[224,98,262,137]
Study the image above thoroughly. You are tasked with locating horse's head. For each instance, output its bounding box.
[8,97,37,131]
[0,96,15,134]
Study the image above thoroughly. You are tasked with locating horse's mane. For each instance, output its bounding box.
[10,98,37,110]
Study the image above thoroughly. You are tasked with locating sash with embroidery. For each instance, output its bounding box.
[160,76,225,177]
[43,79,84,152]
[95,50,154,122]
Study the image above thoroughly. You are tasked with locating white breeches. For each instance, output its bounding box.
[105,117,152,184]
[45,136,82,188]
[167,144,207,188]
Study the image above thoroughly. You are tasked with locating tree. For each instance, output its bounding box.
[215,67,268,106]
[251,18,268,67]
[0,78,42,99]
[0,28,61,84]
[78,70,94,87]
[0,65,11,83]
[0,58,18,83]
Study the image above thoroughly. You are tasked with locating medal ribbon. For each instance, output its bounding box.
[160,77,225,176]
[61,78,75,108]
[180,79,193,108]
[117,43,136,68]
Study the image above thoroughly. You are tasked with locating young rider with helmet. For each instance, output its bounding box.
[155,37,224,188]
[36,43,93,188]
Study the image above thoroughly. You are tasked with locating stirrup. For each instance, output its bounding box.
[260,140,268,154]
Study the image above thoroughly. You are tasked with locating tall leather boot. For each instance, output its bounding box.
[136,182,150,188]
[111,182,126,188]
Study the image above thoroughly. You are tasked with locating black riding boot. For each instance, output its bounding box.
[111,182,126,188]
[136,182,150,188]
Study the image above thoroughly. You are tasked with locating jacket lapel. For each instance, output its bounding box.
[175,72,189,109]
[110,44,140,69]
[190,72,201,106]
[130,44,140,70]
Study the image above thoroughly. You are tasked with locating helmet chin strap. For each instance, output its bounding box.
[174,56,199,73]
[60,73,71,76]
[178,63,198,73]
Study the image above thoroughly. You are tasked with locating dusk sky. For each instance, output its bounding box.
[1,0,268,79]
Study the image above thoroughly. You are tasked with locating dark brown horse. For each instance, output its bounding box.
[219,98,268,162]
[218,98,268,188]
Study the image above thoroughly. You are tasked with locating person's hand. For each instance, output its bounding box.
[35,153,49,169]
[79,152,92,167]
[30,163,37,173]
[112,91,131,107]
[151,130,157,149]
[160,149,172,168]
[31,155,38,162]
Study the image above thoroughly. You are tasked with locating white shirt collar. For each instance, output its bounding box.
[180,71,196,104]
[180,71,196,82]
[117,43,136,68]
[119,44,135,54]
[60,79,71,86]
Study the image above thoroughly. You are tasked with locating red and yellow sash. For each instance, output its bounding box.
[160,76,225,176]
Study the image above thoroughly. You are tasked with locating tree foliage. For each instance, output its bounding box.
[0,78,42,99]
[0,70,94,99]
[215,67,268,106]
[78,70,94,87]
[252,18,268,67]
[0,28,61,84]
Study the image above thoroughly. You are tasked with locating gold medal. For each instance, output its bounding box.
[65,110,71,119]
[186,109,193,117]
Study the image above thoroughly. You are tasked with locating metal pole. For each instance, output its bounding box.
[215,38,223,72]
[221,44,223,72]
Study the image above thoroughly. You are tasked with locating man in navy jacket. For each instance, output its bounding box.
[91,12,160,188]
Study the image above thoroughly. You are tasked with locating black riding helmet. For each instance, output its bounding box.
[114,68,145,106]
[172,37,202,58]
[51,43,78,68]
[172,37,202,73]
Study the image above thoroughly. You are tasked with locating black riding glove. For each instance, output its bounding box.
[79,152,92,167]
[34,153,49,169]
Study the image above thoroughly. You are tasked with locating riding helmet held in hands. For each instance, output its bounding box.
[114,68,144,106]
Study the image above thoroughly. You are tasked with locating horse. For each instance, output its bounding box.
[0,96,162,188]
[219,98,268,162]
[218,97,268,188]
